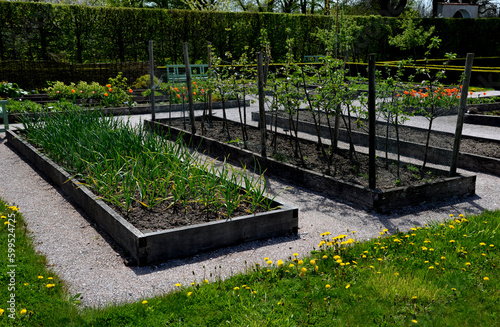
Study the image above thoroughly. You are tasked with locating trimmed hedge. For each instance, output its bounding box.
[1,1,500,89]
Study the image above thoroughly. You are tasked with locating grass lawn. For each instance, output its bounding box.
[1,198,498,326]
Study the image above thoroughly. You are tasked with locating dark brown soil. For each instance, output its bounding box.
[112,200,268,232]
[291,111,500,159]
[167,119,449,191]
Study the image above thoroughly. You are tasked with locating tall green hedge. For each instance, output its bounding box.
[1,1,498,63]
[1,1,499,88]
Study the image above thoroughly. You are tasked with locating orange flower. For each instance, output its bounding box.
[174,87,179,92]
[71,89,75,93]
[457,95,461,99]
[470,92,473,95]
[104,92,108,97]
[106,84,111,88]
[109,88,113,92]
[193,92,196,96]
[404,91,409,95]
[176,94,181,98]
[483,92,487,95]
[129,89,133,93]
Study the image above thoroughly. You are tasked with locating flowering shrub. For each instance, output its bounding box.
[0,81,28,98]
[45,73,134,107]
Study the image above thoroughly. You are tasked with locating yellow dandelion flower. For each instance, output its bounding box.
[484,277,490,281]
[289,263,295,268]
[1,215,6,219]
[479,242,486,246]
[175,283,181,287]
[264,257,269,261]
[449,240,455,243]
[187,292,192,296]
[233,287,240,291]
[315,265,319,272]
[277,259,284,267]
[24,283,29,286]
[204,279,209,284]
[449,214,454,217]
[322,255,328,259]
[310,260,316,265]
[325,284,331,289]
[465,262,471,266]
[333,255,341,260]
[142,300,148,304]
[0,308,4,316]
[46,284,55,288]
[394,272,399,276]
[3,221,9,225]
[412,296,417,300]
[38,276,43,279]
[345,284,351,289]
[298,260,304,265]
[482,253,486,256]
[428,266,435,270]
[300,267,307,273]
[336,259,343,264]
[451,288,456,291]
[412,319,418,324]
[293,253,298,257]
[20,309,27,315]
[267,260,273,265]
[48,277,53,280]
[449,225,455,229]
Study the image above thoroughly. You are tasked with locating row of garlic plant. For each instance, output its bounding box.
[21,107,276,217]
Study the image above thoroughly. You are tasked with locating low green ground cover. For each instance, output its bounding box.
[1,197,498,326]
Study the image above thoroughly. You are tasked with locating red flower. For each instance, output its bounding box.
[129,89,133,93]
[71,89,75,93]
[104,93,109,97]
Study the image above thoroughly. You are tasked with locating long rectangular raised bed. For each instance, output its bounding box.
[6,129,298,266]
[145,117,476,214]
[252,112,500,177]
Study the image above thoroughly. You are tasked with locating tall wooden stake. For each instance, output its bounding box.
[183,42,196,135]
[450,53,474,177]
[207,42,213,121]
[257,52,267,158]
[149,40,155,121]
[368,54,376,189]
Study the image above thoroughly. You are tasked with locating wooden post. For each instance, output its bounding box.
[368,54,376,189]
[450,53,474,177]
[257,52,267,158]
[207,42,213,119]
[183,42,196,135]
[149,40,155,121]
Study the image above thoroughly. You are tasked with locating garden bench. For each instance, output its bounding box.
[0,100,9,132]
[160,64,209,86]
[304,55,326,63]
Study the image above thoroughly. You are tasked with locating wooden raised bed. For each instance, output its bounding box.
[464,103,500,127]
[144,117,476,214]
[252,112,500,177]
[6,129,298,266]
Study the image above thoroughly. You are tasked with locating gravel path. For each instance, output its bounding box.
[1,96,500,308]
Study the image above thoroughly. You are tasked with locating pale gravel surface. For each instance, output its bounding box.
[1,93,500,308]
